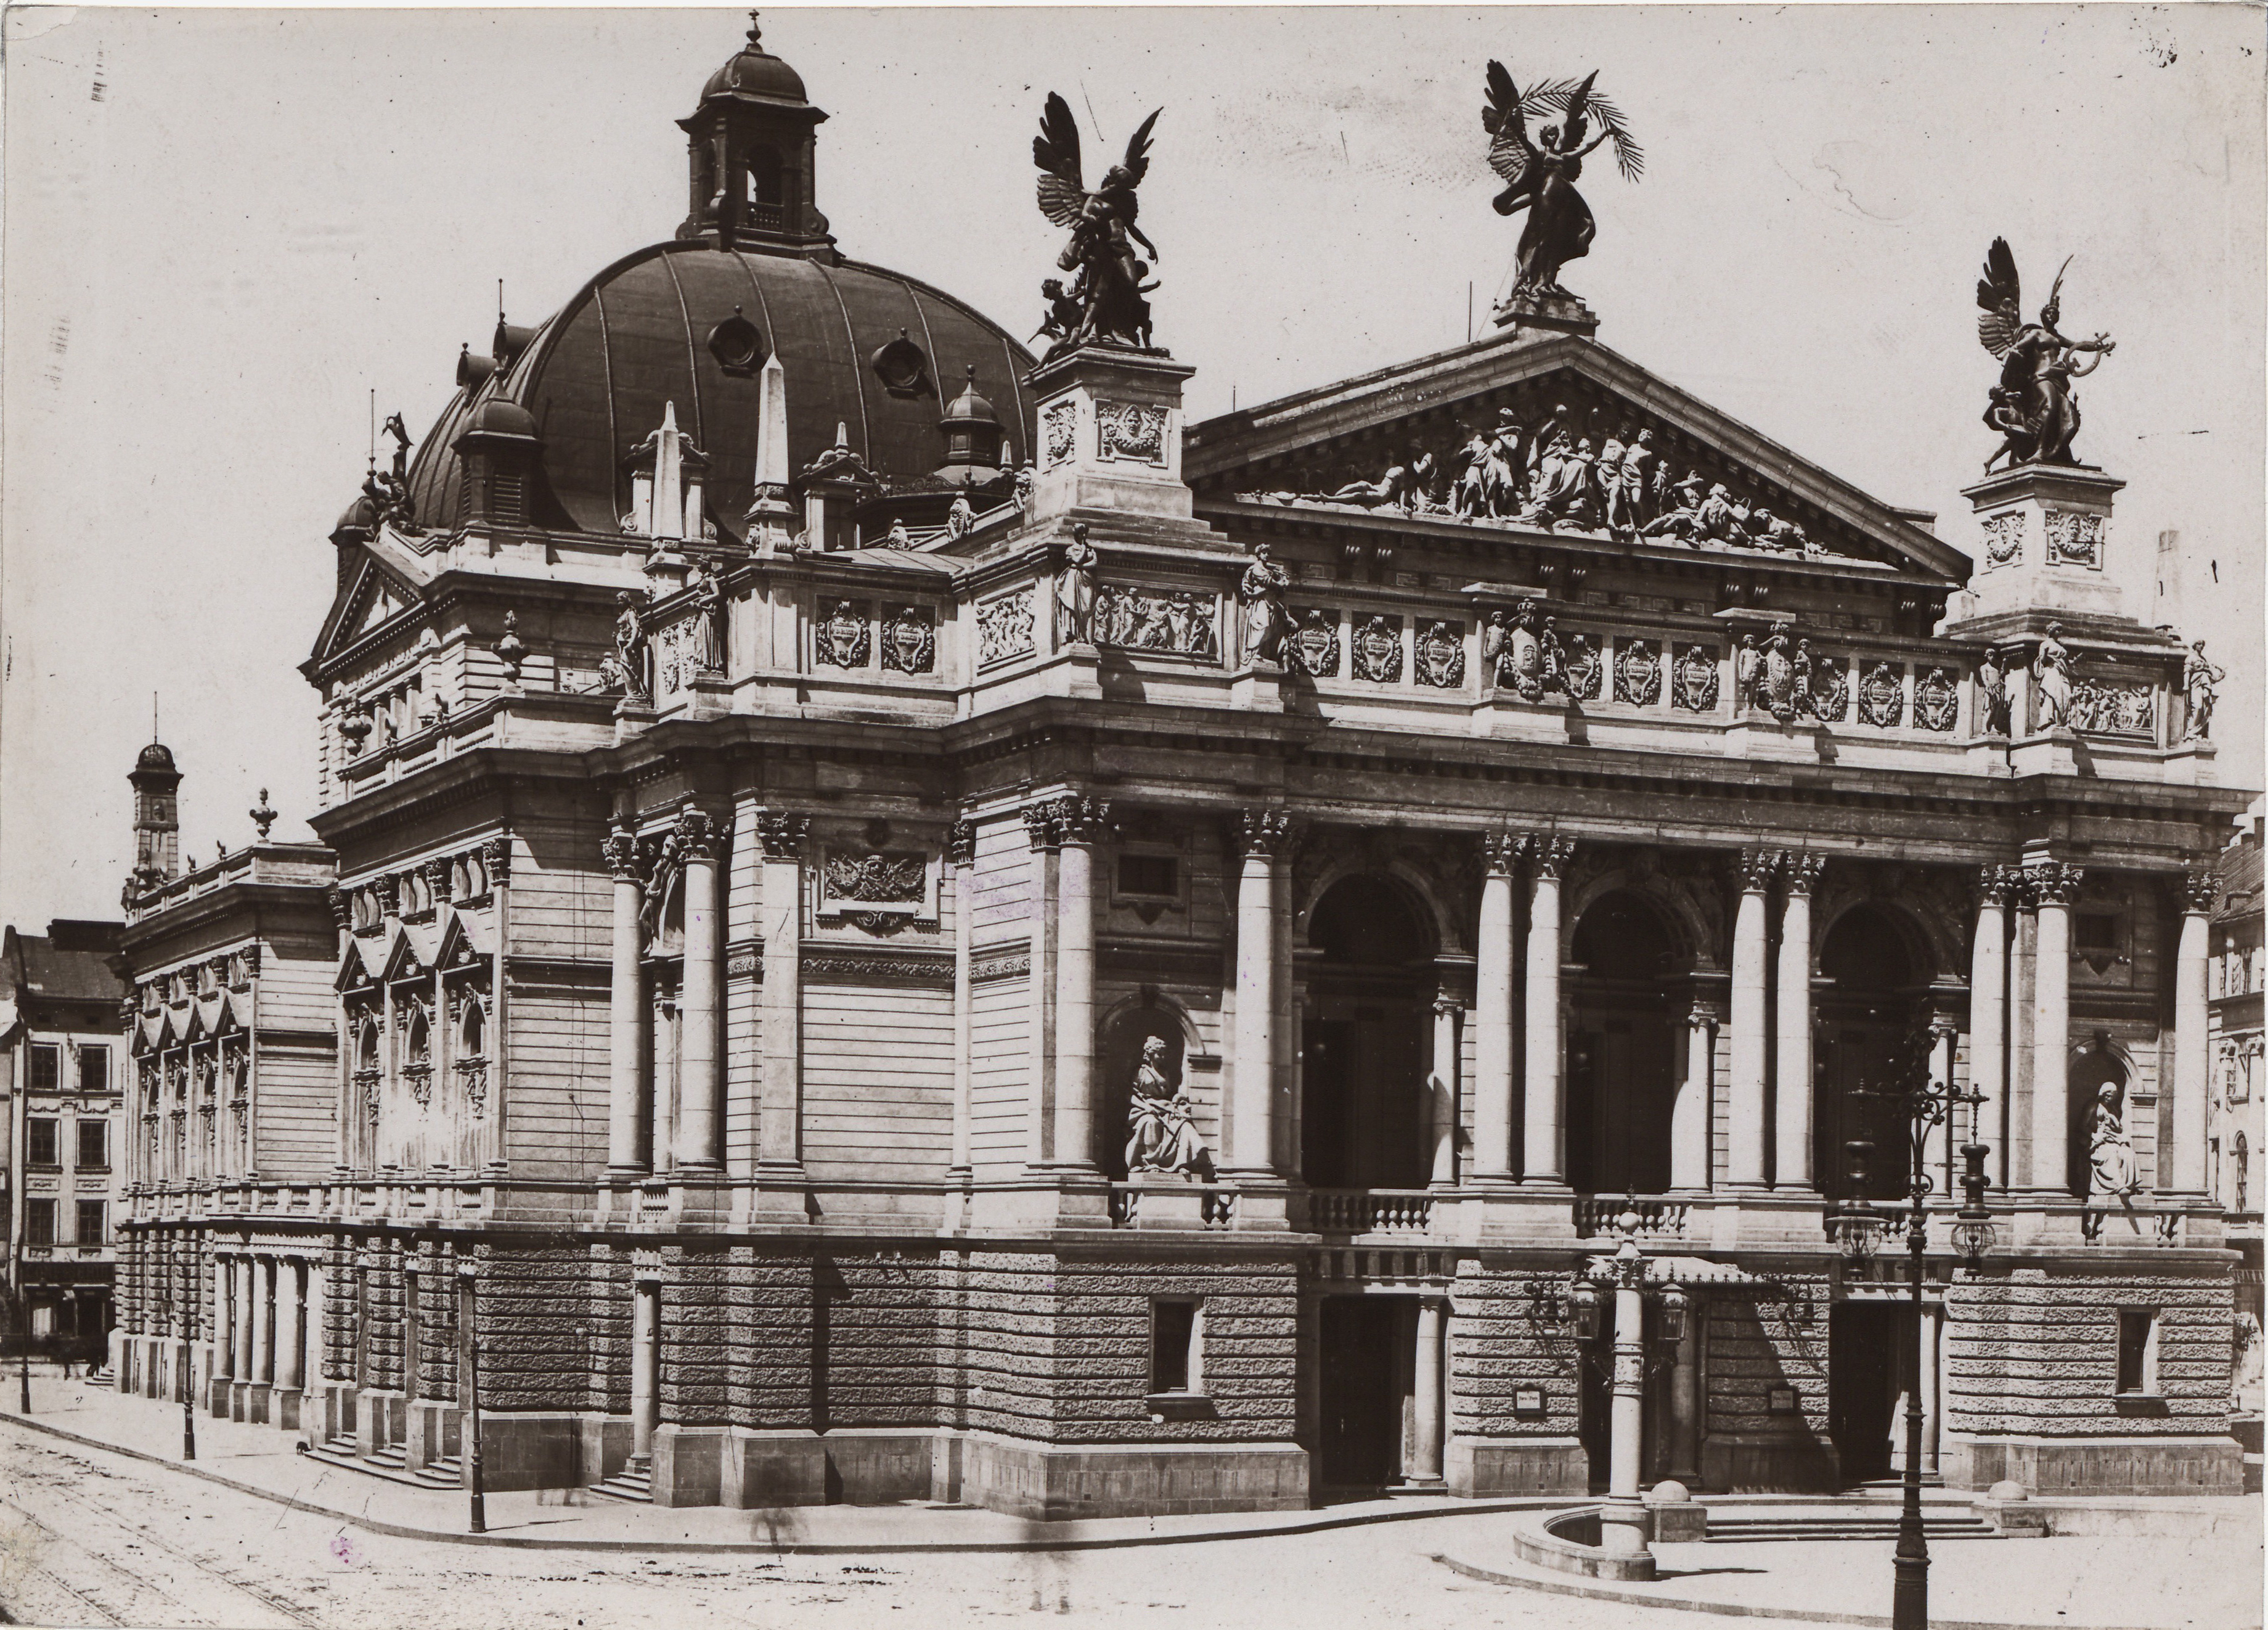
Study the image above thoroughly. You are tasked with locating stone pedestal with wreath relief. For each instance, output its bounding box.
[1025,345,1198,523]
[1957,462,2126,622]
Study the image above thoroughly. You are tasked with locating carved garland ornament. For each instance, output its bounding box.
[878,605,936,674]
[1913,666,1958,732]
[2045,509,2104,568]
[1858,662,1905,727]
[1672,645,1720,713]
[1286,610,1341,678]
[1352,615,1404,684]
[1042,401,1078,469]
[1413,621,1466,689]
[1562,636,1603,702]
[1808,658,1850,723]
[815,599,871,669]
[1096,400,1169,465]
[1983,510,2026,570]
[1615,639,1662,706]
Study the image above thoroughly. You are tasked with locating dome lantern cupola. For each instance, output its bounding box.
[936,364,1005,483]
[675,13,833,256]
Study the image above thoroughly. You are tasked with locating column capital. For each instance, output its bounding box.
[1481,830,1524,878]
[1047,794,1114,847]
[2180,866,2218,916]
[2027,860,2086,907]
[946,819,979,868]
[1978,862,2023,906]
[1528,833,1577,879]
[755,809,809,861]
[1022,803,1058,853]
[1234,808,1295,859]
[1432,992,1465,1018]
[673,806,718,862]
[1736,846,1780,893]
[483,833,513,887]
[602,825,642,882]
[1686,999,1721,1030]
[1780,852,1826,895]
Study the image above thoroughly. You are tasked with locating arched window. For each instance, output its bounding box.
[2237,1132,2251,1214]
[743,144,783,207]
[356,1018,379,1073]
[460,1001,484,1060]
[405,1006,430,1067]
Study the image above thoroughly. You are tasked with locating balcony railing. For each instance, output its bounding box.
[1308,1188,1434,1235]
[1572,1195,1691,1239]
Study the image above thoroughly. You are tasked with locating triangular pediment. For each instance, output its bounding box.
[1183,331,1967,583]
[309,547,431,669]
[334,938,375,994]
[378,925,432,985]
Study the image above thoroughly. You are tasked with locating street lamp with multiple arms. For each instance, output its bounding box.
[1829,1054,1991,1630]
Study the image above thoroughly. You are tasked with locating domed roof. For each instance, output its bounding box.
[942,365,999,427]
[135,742,177,774]
[700,18,807,107]
[404,242,1038,536]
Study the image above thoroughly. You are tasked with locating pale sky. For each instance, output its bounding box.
[4,4,2262,931]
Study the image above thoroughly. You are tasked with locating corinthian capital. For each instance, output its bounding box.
[602,826,642,882]
[674,807,717,862]
[1481,830,1524,878]
[2026,861,2085,907]
[1978,863,2021,907]
[1528,834,1577,880]
[755,811,808,862]
[1048,795,1114,847]
[946,820,978,869]
[1236,809,1294,859]
[1737,847,1781,893]
[1022,803,1058,853]
[1781,852,1826,895]
[2181,867,2219,915]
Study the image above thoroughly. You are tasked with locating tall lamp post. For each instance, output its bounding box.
[1830,1060,1993,1630]
[462,1272,487,1535]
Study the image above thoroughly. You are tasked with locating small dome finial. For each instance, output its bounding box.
[746,9,762,47]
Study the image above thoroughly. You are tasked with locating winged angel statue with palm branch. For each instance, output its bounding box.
[1975,238,2114,471]
[1032,94,1163,356]
[1483,63,1644,306]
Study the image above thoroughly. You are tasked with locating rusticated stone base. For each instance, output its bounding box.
[960,1435,1309,1520]
[1445,1435,1588,1496]
[1700,1431,1842,1493]
[1946,1433,2243,1496]
[468,1411,585,1491]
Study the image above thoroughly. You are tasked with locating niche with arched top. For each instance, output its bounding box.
[1816,901,1932,1200]
[1300,874,1435,1189]
[1567,889,1683,1194]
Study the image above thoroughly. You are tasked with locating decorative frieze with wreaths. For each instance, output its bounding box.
[1857,661,1906,727]
[1350,614,1405,684]
[1284,608,1341,678]
[815,845,940,933]
[1096,399,1169,465]
[2044,508,2105,569]
[1671,644,1721,713]
[1412,621,1466,689]
[1912,666,1959,732]
[877,605,937,674]
[800,945,955,985]
[1981,509,2026,571]
[1614,637,1662,706]
[814,598,873,670]
[1041,400,1078,470]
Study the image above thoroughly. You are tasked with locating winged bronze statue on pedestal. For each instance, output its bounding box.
[1032,93,1162,358]
[1482,62,1644,306]
[1975,238,2115,471]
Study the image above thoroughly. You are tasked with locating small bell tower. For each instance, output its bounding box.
[675,14,833,256]
[128,731,182,896]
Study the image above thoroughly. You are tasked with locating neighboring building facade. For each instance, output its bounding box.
[2208,809,2264,1409]
[107,744,340,1423]
[113,28,2256,1515]
[1,918,128,1358]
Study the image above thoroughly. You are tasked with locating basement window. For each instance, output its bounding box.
[1151,1299,1202,1396]
[1117,854,1180,899]
[2115,1309,2160,1396]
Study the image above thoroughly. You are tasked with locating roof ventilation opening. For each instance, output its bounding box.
[871,328,930,399]
[457,343,496,390]
[708,306,767,377]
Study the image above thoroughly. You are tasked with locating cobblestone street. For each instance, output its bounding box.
[0,1423,1754,1630]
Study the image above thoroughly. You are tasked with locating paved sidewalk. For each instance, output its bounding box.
[0,1375,1553,1554]
[1440,1518,2265,1630]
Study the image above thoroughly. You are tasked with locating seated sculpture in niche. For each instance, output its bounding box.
[1125,1034,1209,1177]
[2080,1079,2141,1243]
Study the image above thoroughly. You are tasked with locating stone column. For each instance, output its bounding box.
[253,1256,275,1386]
[2010,887,2039,1187]
[948,821,977,1179]
[1667,1301,1703,1485]
[1472,833,1522,1185]
[1729,849,1778,1188]
[1022,806,1058,1163]
[1671,1001,1717,1190]
[630,1274,660,1465]
[1523,835,1575,1185]
[276,1259,303,1390]
[1428,995,1461,1187]
[2028,862,2082,1196]
[1919,1302,1943,1477]
[603,825,648,1177]
[1051,797,1109,1173]
[234,1256,256,1414]
[1599,1255,1649,1556]
[1970,867,2014,1189]
[1228,811,1290,1177]
[674,809,723,1173]
[2172,868,2216,1194]
[1926,1017,1959,1197]
[1407,1295,1448,1487]
[756,812,809,1177]
[213,1256,235,1392]
[1775,854,1823,1190]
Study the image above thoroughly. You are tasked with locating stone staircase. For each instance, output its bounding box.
[1704,1509,1998,1544]
[590,1457,654,1504]
[302,1436,465,1490]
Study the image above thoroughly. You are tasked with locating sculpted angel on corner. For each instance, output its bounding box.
[1976,238,2114,470]
[1482,63,1643,308]
[1034,93,1162,354]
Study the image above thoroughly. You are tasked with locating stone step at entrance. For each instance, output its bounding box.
[591,1458,654,1504]
[1704,1512,1997,1544]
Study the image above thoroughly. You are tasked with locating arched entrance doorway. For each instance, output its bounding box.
[1566,890,1682,1195]
[1814,903,1933,1203]
[1300,875,1433,1189]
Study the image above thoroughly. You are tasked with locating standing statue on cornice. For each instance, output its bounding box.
[1034,93,1162,351]
[1976,239,2115,470]
[1482,63,1644,306]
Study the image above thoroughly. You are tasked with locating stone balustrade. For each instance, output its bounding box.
[1307,1187,1436,1235]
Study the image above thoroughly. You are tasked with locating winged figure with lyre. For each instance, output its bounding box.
[1032,93,1162,355]
[1975,238,2115,471]
[1482,63,1643,305]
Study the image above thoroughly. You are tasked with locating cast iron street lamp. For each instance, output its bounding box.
[1829,1060,1992,1630]
[463,1282,487,1534]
